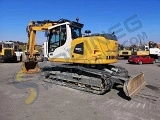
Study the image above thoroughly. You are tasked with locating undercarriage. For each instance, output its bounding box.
[41,64,146,97]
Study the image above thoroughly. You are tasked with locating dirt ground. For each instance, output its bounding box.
[0,60,160,120]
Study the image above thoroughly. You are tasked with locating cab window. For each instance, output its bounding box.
[14,45,19,51]
[71,27,82,39]
[49,25,67,52]
[3,43,13,48]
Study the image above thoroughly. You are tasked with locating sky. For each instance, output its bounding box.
[0,0,160,45]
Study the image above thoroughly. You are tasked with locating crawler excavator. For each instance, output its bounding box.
[22,18,146,98]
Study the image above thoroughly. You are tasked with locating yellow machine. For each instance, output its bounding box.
[22,19,146,98]
[118,44,132,59]
[0,41,17,62]
[118,50,132,59]
[131,44,149,56]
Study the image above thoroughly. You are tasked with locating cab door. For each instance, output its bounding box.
[48,24,71,60]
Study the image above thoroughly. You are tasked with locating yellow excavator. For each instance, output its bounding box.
[118,44,132,59]
[22,18,146,98]
[131,44,149,56]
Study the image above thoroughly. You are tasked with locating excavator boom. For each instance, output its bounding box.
[22,20,59,73]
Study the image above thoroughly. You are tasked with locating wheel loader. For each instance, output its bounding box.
[22,18,146,98]
[0,41,17,62]
[118,44,132,59]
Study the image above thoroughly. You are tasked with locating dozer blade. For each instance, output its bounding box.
[123,73,146,98]
[21,61,41,74]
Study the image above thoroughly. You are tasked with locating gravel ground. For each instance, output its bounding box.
[0,60,160,120]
